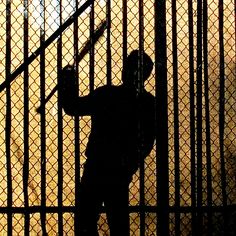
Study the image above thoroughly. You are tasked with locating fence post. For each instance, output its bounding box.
[155,0,169,235]
[6,0,13,235]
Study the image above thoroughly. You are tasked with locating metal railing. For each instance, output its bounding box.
[0,0,235,235]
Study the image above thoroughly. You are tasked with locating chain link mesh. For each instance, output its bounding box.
[0,0,235,235]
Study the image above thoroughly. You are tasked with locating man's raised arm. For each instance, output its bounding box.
[59,65,93,116]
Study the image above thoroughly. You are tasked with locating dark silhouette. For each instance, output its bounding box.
[60,50,155,236]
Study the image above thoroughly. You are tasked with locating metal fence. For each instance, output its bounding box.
[0,0,235,235]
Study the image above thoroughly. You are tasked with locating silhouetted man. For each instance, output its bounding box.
[60,50,155,236]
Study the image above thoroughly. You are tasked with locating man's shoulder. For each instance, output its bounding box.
[94,85,118,92]
[95,85,123,97]
[142,91,155,104]
[92,85,120,102]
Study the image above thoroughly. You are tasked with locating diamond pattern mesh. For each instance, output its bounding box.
[0,0,235,235]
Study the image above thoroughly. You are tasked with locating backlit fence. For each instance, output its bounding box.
[0,0,235,235]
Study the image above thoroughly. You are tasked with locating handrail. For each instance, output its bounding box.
[0,0,94,93]
[35,19,107,114]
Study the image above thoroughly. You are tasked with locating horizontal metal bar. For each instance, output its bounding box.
[0,0,94,93]
[0,205,235,214]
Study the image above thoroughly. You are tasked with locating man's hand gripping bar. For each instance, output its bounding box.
[35,19,107,114]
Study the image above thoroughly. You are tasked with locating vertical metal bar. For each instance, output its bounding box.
[39,0,47,234]
[155,1,169,235]
[122,1,129,233]
[106,0,111,86]
[57,1,63,235]
[218,0,228,234]
[89,1,95,91]
[188,0,196,234]
[23,0,30,235]
[122,0,128,66]
[196,0,203,234]
[138,0,144,94]
[138,0,145,235]
[74,0,80,235]
[172,0,180,235]
[5,1,12,235]
[203,0,213,235]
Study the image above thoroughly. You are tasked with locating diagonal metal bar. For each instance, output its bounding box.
[0,0,94,93]
[35,19,107,114]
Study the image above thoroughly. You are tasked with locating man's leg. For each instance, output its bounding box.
[105,182,130,236]
[78,167,102,236]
